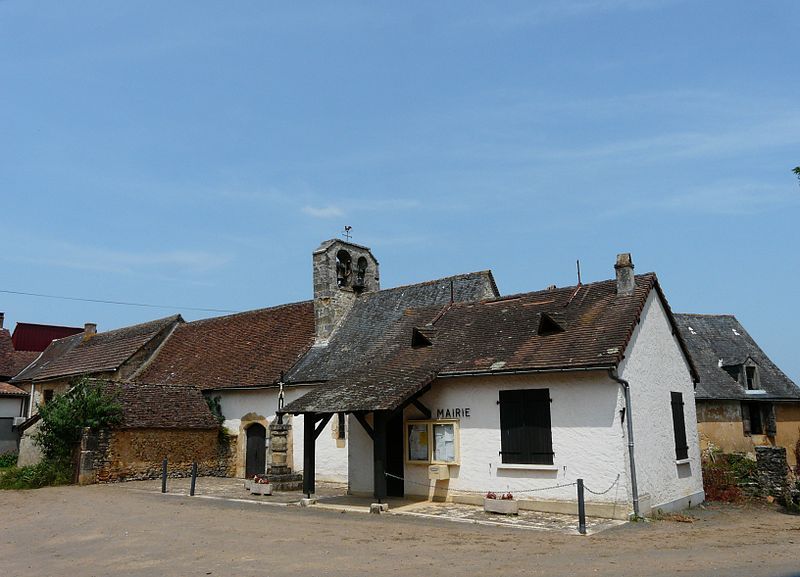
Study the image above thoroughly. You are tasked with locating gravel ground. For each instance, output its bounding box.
[2,484,799,577]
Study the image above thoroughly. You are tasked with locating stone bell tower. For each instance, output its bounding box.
[312,239,379,344]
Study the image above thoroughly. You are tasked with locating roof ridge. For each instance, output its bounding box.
[368,270,494,296]
[675,313,737,319]
[181,300,313,327]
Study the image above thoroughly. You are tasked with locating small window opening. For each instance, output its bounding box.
[745,366,757,390]
[537,313,564,336]
[336,249,352,288]
[337,413,346,440]
[43,389,54,404]
[412,327,433,348]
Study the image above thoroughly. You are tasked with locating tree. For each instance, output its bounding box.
[794,166,800,186]
[34,378,123,463]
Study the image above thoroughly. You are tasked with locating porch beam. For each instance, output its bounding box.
[314,413,333,440]
[353,412,374,440]
[411,398,432,419]
[303,412,316,497]
[373,410,388,502]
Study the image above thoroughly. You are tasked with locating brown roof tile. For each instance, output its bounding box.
[12,315,182,383]
[136,302,315,390]
[0,381,27,397]
[285,274,695,413]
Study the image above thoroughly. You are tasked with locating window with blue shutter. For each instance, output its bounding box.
[499,388,553,465]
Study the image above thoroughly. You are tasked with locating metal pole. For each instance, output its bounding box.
[190,462,197,496]
[577,478,586,535]
[161,458,168,493]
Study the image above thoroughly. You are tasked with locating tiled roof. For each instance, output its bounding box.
[285,274,691,413]
[11,323,84,352]
[136,302,315,390]
[674,314,800,401]
[0,329,40,380]
[12,316,181,383]
[286,271,499,384]
[98,381,220,429]
[0,381,27,397]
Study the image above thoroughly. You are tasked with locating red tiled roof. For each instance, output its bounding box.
[11,323,84,352]
[0,381,27,397]
[100,381,220,429]
[0,329,38,380]
[136,302,315,390]
[12,316,182,383]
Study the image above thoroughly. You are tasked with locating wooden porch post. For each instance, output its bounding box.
[373,410,388,502]
[303,412,316,497]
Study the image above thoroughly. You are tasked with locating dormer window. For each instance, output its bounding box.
[745,366,757,390]
[537,313,565,336]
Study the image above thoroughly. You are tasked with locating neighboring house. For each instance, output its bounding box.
[135,239,498,482]
[674,314,800,467]
[12,315,182,465]
[11,321,83,352]
[0,314,44,452]
[75,380,223,484]
[283,254,704,519]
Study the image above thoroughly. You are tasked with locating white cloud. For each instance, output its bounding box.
[301,205,346,219]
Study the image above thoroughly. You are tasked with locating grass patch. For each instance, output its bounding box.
[0,460,72,490]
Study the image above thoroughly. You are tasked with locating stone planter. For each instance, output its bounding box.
[250,483,273,496]
[244,479,253,491]
[484,498,519,515]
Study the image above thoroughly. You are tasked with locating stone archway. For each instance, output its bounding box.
[237,413,269,478]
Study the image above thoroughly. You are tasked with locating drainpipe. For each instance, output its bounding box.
[609,369,640,518]
[28,383,35,418]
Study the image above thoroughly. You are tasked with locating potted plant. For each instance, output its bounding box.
[250,474,272,496]
[483,492,518,515]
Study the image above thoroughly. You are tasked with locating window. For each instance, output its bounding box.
[43,389,54,404]
[671,392,689,461]
[499,389,553,465]
[745,366,757,390]
[405,420,459,464]
[742,402,776,436]
[337,412,346,440]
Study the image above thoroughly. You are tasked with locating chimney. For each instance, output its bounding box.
[312,239,379,344]
[615,253,635,295]
[0,312,4,329]
[83,322,97,341]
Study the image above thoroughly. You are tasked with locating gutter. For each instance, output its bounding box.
[437,365,614,379]
[608,369,640,519]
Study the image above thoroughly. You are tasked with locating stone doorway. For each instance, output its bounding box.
[245,423,267,478]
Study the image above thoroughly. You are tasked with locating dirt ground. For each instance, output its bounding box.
[1,484,799,577]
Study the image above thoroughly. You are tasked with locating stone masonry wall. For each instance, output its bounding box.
[755,446,789,498]
[80,428,235,483]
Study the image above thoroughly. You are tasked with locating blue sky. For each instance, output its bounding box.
[2,1,799,380]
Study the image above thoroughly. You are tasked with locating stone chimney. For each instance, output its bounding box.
[313,239,379,344]
[83,322,97,341]
[614,253,635,296]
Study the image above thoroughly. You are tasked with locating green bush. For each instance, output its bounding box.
[34,378,122,462]
[0,451,18,468]
[0,460,72,490]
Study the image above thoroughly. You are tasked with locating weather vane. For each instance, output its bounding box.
[342,225,352,241]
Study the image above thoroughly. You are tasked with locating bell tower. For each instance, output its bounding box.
[312,239,379,344]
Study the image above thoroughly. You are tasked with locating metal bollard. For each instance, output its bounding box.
[161,458,168,493]
[577,478,586,535]
[190,462,197,496]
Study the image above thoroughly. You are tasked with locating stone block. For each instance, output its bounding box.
[370,503,389,514]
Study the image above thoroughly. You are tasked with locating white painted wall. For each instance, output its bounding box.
[619,290,705,513]
[0,397,24,418]
[349,372,631,510]
[217,386,348,481]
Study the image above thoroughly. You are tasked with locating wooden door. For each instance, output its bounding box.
[245,423,266,478]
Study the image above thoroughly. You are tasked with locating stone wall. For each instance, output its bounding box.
[80,427,235,484]
[755,446,789,498]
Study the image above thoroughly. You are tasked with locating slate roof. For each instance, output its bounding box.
[0,381,27,397]
[285,271,499,385]
[12,315,182,383]
[285,273,692,413]
[136,302,315,390]
[674,314,800,401]
[11,322,84,352]
[0,329,40,380]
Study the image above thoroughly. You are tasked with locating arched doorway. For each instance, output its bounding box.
[245,423,267,478]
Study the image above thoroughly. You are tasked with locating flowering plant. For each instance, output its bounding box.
[253,474,270,484]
